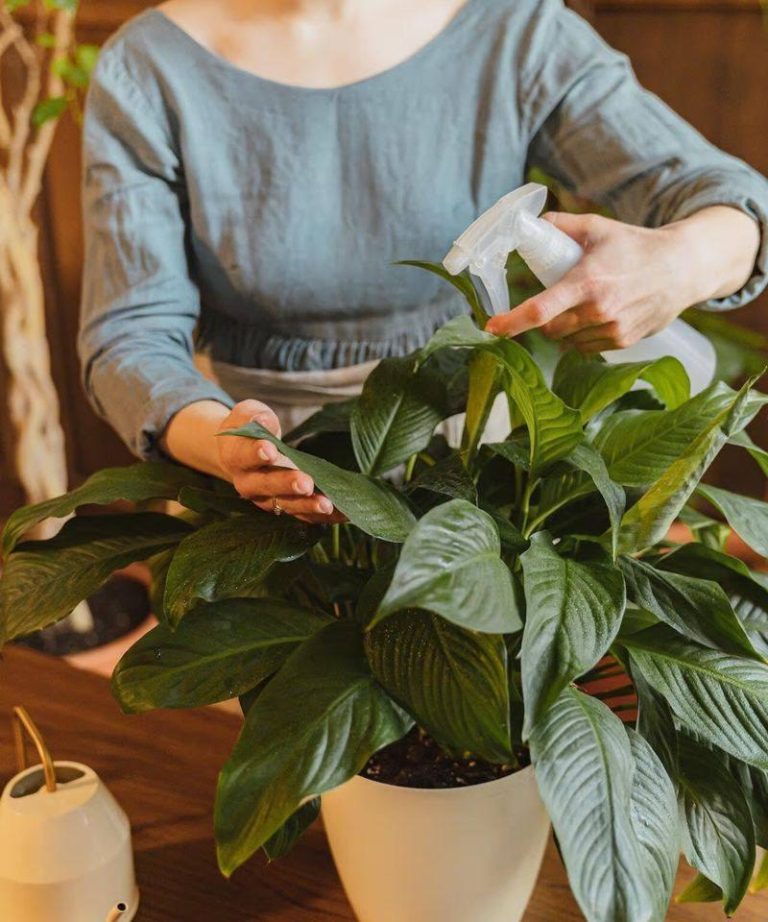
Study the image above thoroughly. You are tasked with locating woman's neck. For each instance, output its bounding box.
[158,0,470,89]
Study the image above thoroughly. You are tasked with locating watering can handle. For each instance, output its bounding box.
[12,706,57,793]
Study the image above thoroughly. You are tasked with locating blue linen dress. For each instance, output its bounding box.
[79,0,768,458]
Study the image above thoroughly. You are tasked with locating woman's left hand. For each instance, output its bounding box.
[485,207,760,352]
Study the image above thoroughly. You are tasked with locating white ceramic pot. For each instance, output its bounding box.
[322,765,550,922]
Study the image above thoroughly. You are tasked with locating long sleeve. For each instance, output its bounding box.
[519,0,768,311]
[79,43,234,460]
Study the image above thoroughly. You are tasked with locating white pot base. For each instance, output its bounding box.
[322,765,549,922]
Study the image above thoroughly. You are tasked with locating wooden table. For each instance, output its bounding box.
[1,647,766,921]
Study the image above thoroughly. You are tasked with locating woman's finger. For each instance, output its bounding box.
[219,399,283,468]
[485,277,584,338]
[234,466,314,499]
[253,493,337,518]
[540,211,601,249]
[541,304,603,340]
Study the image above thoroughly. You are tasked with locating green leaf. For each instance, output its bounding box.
[351,356,446,475]
[215,621,412,876]
[283,399,356,442]
[677,874,724,905]
[419,314,494,363]
[397,261,487,326]
[222,423,416,543]
[407,452,477,504]
[626,729,679,921]
[677,506,731,549]
[619,556,758,658]
[529,688,657,922]
[464,351,504,455]
[74,43,99,75]
[697,484,768,558]
[51,57,88,88]
[728,757,768,850]
[520,534,626,733]
[2,461,207,556]
[596,381,766,488]
[112,598,330,712]
[1,513,191,642]
[484,434,531,470]
[176,485,254,517]
[365,610,512,762]
[675,735,755,915]
[536,443,625,557]
[615,379,756,554]
[632,667,678,775]
[31,95,68,126]
[730,429,768,477]
[374,499,521,633]
[623,625,768,769]
[163,513,322,625]
[262,799,320,861]
[553,351,689,422]
[485,339,583,474]
[655,544,768,656]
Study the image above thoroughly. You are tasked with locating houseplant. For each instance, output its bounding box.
[4,265,768,921]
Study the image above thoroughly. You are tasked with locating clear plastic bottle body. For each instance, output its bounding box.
[518,211,717,395]
[444,184,717,395]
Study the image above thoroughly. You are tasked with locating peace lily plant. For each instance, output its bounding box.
[4,264,768,921]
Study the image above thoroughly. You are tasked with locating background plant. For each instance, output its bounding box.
[0,0,97,506]
[4,266,768,921]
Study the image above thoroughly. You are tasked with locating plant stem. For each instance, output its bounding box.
[312,543,330,565]
[520,478,539,537]
[331,524,341,560]
[404,453,418,483]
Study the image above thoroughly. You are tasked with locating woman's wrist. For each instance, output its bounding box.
[160,400,233,480]
[663,205,761,307]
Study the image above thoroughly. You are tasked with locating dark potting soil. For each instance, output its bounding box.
[362,726,528,789]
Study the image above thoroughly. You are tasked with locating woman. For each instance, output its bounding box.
[80,0,767,523]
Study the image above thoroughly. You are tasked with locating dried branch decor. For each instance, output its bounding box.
[0,0,96,505]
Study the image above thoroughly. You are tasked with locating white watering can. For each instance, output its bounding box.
[0,707,139,921]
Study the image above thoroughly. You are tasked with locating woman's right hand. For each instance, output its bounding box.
[217,400,342,524]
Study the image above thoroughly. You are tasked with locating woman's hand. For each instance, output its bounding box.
[485,206,760,352]
[217,400,342,524]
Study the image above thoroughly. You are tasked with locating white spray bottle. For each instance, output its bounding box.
[443,182,717,394]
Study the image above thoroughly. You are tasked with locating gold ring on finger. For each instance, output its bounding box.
[272,496,284,516]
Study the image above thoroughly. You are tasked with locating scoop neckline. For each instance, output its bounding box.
[148,1,484,94]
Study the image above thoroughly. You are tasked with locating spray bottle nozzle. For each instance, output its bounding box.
[442,182,582,315]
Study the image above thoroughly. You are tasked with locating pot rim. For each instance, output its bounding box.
[342,762,534,797]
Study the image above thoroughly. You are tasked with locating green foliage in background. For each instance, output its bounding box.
[4,264,768,921]
[5,0,98,127]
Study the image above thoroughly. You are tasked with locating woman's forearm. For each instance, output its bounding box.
[664,205,761,304]
[160,400,232,479]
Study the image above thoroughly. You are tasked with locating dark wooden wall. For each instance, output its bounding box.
[1,0,766,510]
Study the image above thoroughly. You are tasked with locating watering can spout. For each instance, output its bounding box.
[106,903,128,922]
